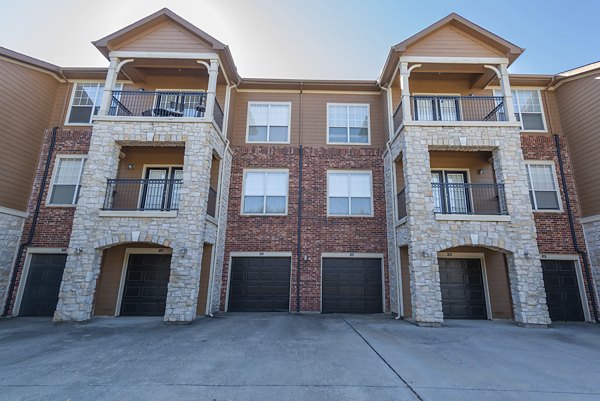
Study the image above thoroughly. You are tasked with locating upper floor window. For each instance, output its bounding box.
[66,82,122,125]
[327,171,372,216]
[48,156,86,205]
[327,104,370,144]
[246,102,291,143]
[242,170,289,215]
[494,89,546,131]
[526,162,560,211]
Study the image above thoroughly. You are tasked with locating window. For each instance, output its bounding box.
[431,171,470,214]
[48,157,86,205]
[327,104,370,144]
[494,89,546,131]
[247,103,291,143]
[327,171,372,216]
[526,163,560,211]
[66,82,122,124]
[413,96,460,121]
[242,170,289,215]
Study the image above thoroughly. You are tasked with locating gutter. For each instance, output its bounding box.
[2,127,59,317]
[554,134,600,322]
[296,82,304,312]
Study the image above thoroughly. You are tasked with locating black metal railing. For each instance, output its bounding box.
[207,187,217,218]
[393,101,403,133]
[397,188,407,220]
[214,99,224,131]
[102,179,183,211]
[432,183,507,215]
[411,96,506,122]
[108,91,207,118]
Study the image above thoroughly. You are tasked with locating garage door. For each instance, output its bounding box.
[322,258,382,314]
[228,257,290,312]
[541,260,585,321]
[19,254,67,317]
[120,254,171,316]
[439,258,487,319]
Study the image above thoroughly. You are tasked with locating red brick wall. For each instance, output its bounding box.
[6,129,91,314]
[521,134,596,311]
[221,146,390,312]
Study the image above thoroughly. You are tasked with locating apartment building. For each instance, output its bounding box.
[0,9,597,326]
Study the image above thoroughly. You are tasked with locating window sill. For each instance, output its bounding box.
[395,217,407,227]
[206,215,218,225]
[532,209,563,214]
[435,214,511,222]
[99,210,178,218]
[240,213,288,217]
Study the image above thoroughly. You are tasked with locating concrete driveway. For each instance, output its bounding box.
[0,314,598,401]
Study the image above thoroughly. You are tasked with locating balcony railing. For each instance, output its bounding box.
[109,91,207,118]
[207,187,217,218]
[393,101,403,133]
[410,96,507,122]
[432,183,507,215]
[397,188,406,220]
[102,178,183,211]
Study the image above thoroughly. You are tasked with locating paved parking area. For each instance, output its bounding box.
[0,314,598,401]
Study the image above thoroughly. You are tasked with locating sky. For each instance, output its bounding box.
[0,0,598,80]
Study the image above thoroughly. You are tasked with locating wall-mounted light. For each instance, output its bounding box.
[127,163,134,170]
[74,247,83,254]
[479,169,486,175]
[421,250,429,258]
[179,248,187,258]
[524,251,530,259]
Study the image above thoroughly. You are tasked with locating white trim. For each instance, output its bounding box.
[0,206,27,218]
[319,254,386,314]
[46,155,87,207]
[525,160,563,212]
[13,247,68,316]
[64,82,123,126]
[108,51,219,60]
[326,103,371,145]
[235,89,381,95]
[435,214,511,222]
[403,121,521,128]
[580,214,600,224]
[98,210,178,218]
[399,56,509,64]
[224,252,294,312]
[114,247,173,317]
[245,101,292,144]
[436,252,493,320]
[540,254,592,322]
[240,168,289,216]
[326,170,374,217]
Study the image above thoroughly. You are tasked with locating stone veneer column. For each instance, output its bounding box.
[0,211,25,312]
[582,221,600,312]
[383,151,400,315]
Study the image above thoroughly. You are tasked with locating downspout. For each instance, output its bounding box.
[554,134,600,322]
[381,85,403,319]
[2,127,59,317]
[296,82,304,312]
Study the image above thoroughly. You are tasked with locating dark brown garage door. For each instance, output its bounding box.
[439,258,487,319]
[120,253,171,316]
[542,260,585,322]
[228,257,290,312]
[19,254,67,317]
[322,258,383,314]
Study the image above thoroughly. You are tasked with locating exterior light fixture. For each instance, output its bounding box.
[180,248,187,258]
[127,163,134,170]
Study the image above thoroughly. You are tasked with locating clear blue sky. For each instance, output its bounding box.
[1,0,598,79]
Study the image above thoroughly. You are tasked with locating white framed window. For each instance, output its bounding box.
[47,156,86,206]
[327,104,370,144]
[525,162,561,211]
[327,171,373,216]
[246,102,291,143]
[241,169,289,215]
[65,82,123,125]
[494,89,546,131]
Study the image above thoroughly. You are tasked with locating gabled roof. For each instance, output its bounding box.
[557,60,600,78]
[380,13,524,85]
[0,46,62,77]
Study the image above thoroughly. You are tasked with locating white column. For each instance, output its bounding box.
[98,57,119,116]
[499,63,517,123]
[204,59,220,120]
[400,62,412,122]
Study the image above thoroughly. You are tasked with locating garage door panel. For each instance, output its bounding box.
[120,254,171,316]
[542,260,585,322]
[20,254,67,317]
[228,257,290,312]
[322,258,382,314]
[439,258,487,319]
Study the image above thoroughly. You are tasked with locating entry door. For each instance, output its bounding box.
[120,253,172,316]
[445,172,470,214]
[167,168,183,210]
[439,258,487,319]
[142,168,168,210]
[541,260,585,321]
[19,254,67,316]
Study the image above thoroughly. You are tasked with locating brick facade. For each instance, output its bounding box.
[4,129,91,315]
[221,146,390,312]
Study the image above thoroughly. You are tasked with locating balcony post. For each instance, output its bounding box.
[204,59,220,120]
[399,62,412,122]
[499,63,517,123]
[98,57,119,116]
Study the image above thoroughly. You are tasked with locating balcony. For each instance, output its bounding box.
[432,183,507,215]
[102,178,182,212]
[394,96,506,132]
[108,90,223,130]
[397,188,407,220]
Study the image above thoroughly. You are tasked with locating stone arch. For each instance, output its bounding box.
[431,233,516,255]
[94,231,176,251]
